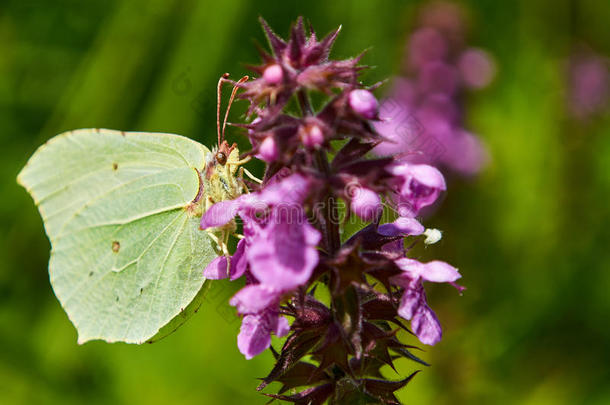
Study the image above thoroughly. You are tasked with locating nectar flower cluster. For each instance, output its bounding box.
[200,17,464,404]
[374,1,494,176]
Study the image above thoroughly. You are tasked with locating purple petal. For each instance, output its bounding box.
[394,257,421,273]
[418,61,459,96]
[395,258,460,284]
[378,217,425,236]
[237,314,273,360]
[202,256,228,280]
[247,208,319,291]
[259,173,311,205]
[229,284,280,314]
[419,260,461,283]
[200,199,240,229]
[417,94,459,130]
[373,99,418,157]
[443,130,488,175]
[568,51,609,118]
[236,310,290,360]
[382,239,404,256]
[389,162,446,215]
[275,316,291,338]
[397,286,421,320]
[229,239,248,280]
[408,28,447,68]
[411,305,442,345]
[350,187,382,222]
[406,164,446,190]
[304,220,322,245]
[236,193,270,218]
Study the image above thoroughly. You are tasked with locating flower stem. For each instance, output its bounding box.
[315,150,340,255]
[296,90,340,255]
[297,90,313,116]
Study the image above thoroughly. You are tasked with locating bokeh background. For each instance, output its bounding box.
[1,0,609,404]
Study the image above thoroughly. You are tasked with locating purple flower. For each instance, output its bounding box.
[567,48,609,119]
[237,308,290,360]
[230,284,282,314]
[202,239,248,281]
[201,175,320,287]
[387,162,446,216]
[348,89,379,119]
[196,17,466,398]
[418,61,459,96]
[373,2,493,176]
[408,28,448,68]
[229,283,292,359]
[376,217,425,257]
[247,206,320,290]
[394,258,461,284]
[378,216,425,237]
[201,173,320,359]
[350,186,382,222]
[390,258,462,345]
[202,255,228,279]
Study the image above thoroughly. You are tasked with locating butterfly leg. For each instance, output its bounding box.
[240,167,262,184]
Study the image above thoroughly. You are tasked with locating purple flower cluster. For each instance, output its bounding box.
[202,173,320,358]
[200,17,463,403]
[567,46,609,120]
[374,1,494,176]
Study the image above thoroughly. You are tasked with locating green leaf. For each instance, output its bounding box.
[18,128,216,344]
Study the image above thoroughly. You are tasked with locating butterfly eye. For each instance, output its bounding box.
[216,151,227,165]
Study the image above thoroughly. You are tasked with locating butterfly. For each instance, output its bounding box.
[17,74,251,344]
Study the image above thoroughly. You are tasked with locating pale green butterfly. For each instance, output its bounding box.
[17,74,251,344]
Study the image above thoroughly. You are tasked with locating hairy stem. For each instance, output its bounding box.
[297,90,340,255]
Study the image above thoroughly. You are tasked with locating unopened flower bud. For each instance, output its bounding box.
[458,48,496,89]
[350,187,382,222]
[257,136,278,162]
[263,64,283,85]
[348,89,379,119]
[302,124,324,148]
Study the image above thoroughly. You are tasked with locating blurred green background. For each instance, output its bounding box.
[1,0,609,403]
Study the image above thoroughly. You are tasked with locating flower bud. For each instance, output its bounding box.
[257,136,278,162]
[350,187,382,222]
[458,48,496,89]
[263,64,283,85]
[302,124,324,148]
[348,89,379,119]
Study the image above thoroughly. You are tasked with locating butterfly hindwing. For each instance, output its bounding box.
[18,128,216,343]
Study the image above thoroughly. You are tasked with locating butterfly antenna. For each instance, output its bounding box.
[221,75,249,142]
[217,73,230,147]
